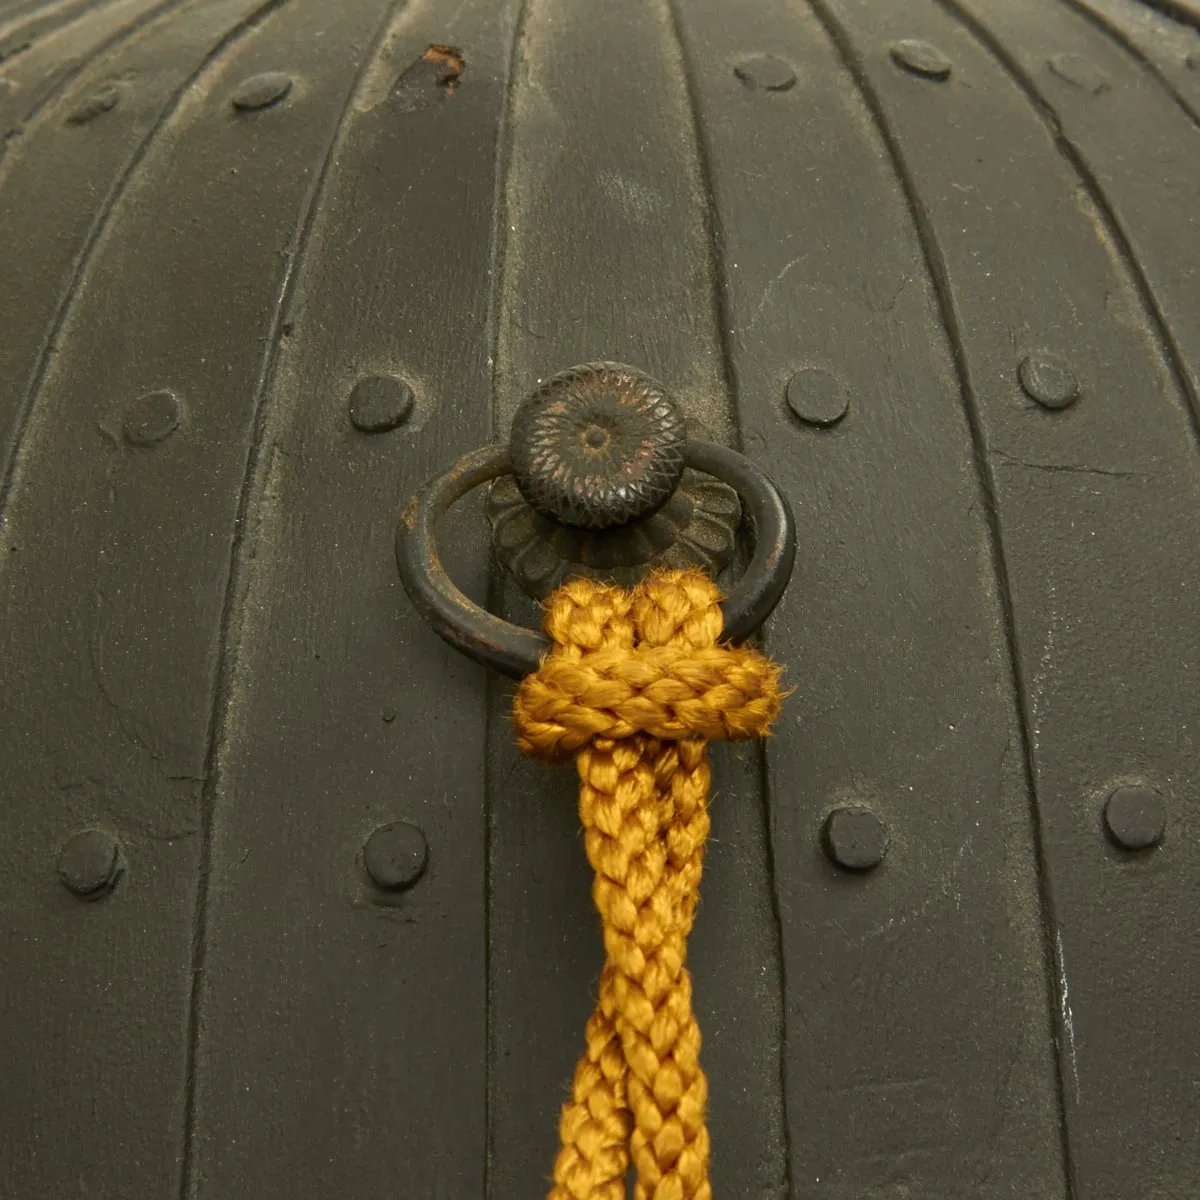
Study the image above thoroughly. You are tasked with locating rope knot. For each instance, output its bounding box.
[510,569,787,1200]
[514,571,784,763]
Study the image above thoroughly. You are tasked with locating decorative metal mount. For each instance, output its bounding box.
[511,363,687,530]
[489,364,741,600]
[397,363,796,678]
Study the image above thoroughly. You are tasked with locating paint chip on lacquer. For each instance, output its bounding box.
[391,44,465,111]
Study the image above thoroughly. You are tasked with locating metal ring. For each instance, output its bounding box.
[396,440,796,679]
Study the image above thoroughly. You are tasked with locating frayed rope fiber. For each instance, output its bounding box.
[512,568,786,1200]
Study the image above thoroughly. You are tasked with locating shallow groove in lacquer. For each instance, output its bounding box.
[175,2,411,1194]
[663,1,793,1192]
[0,0,285,532]
[482,0,533,1194]
[934,0,1200,457]
[801,2,1081,1193]
[664,0,744,454]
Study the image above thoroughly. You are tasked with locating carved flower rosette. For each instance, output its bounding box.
[487,467,741,600]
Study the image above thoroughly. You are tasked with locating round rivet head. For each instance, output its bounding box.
[786,368,849,428]
[364,822,428,891]
[823,806,889,872]
[67,82,121,124]
[733,53,797,92]
[349,374,416,433]
[231,71,293,112]
[890,39,952,81]
[124,389,181,445]
[58,830,123,899]
[1019,351,1079,410]
[1104,785,1166,851]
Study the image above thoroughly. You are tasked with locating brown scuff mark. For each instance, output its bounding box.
[391,43,465,110]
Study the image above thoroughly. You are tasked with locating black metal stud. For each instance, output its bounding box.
[364,822,429,891]
[733,53,797,92]
[1019,351,1079,411]
[124,389,182,446]
[231,72,293,112]
[1103,785,1166,851]
[67,82,121,125]
[890,39,952,81]
[823,806,889,872]
[58,829,123,899]
[349,374,416,434]
[786,368,849,428]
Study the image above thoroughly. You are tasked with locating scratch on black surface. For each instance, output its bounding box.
[990,449,1147,479]
[88,586,170,769]
[802,0,1079,1192]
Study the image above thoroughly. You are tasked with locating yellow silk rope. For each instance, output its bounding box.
[512,568,785,1200]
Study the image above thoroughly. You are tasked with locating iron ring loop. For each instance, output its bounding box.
[396,440,795,679]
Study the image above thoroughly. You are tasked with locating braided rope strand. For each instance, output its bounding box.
[514,569,784,1200]
[541,581,638,1200]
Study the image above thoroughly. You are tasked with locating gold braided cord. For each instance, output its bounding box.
[513,569,785,1200]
